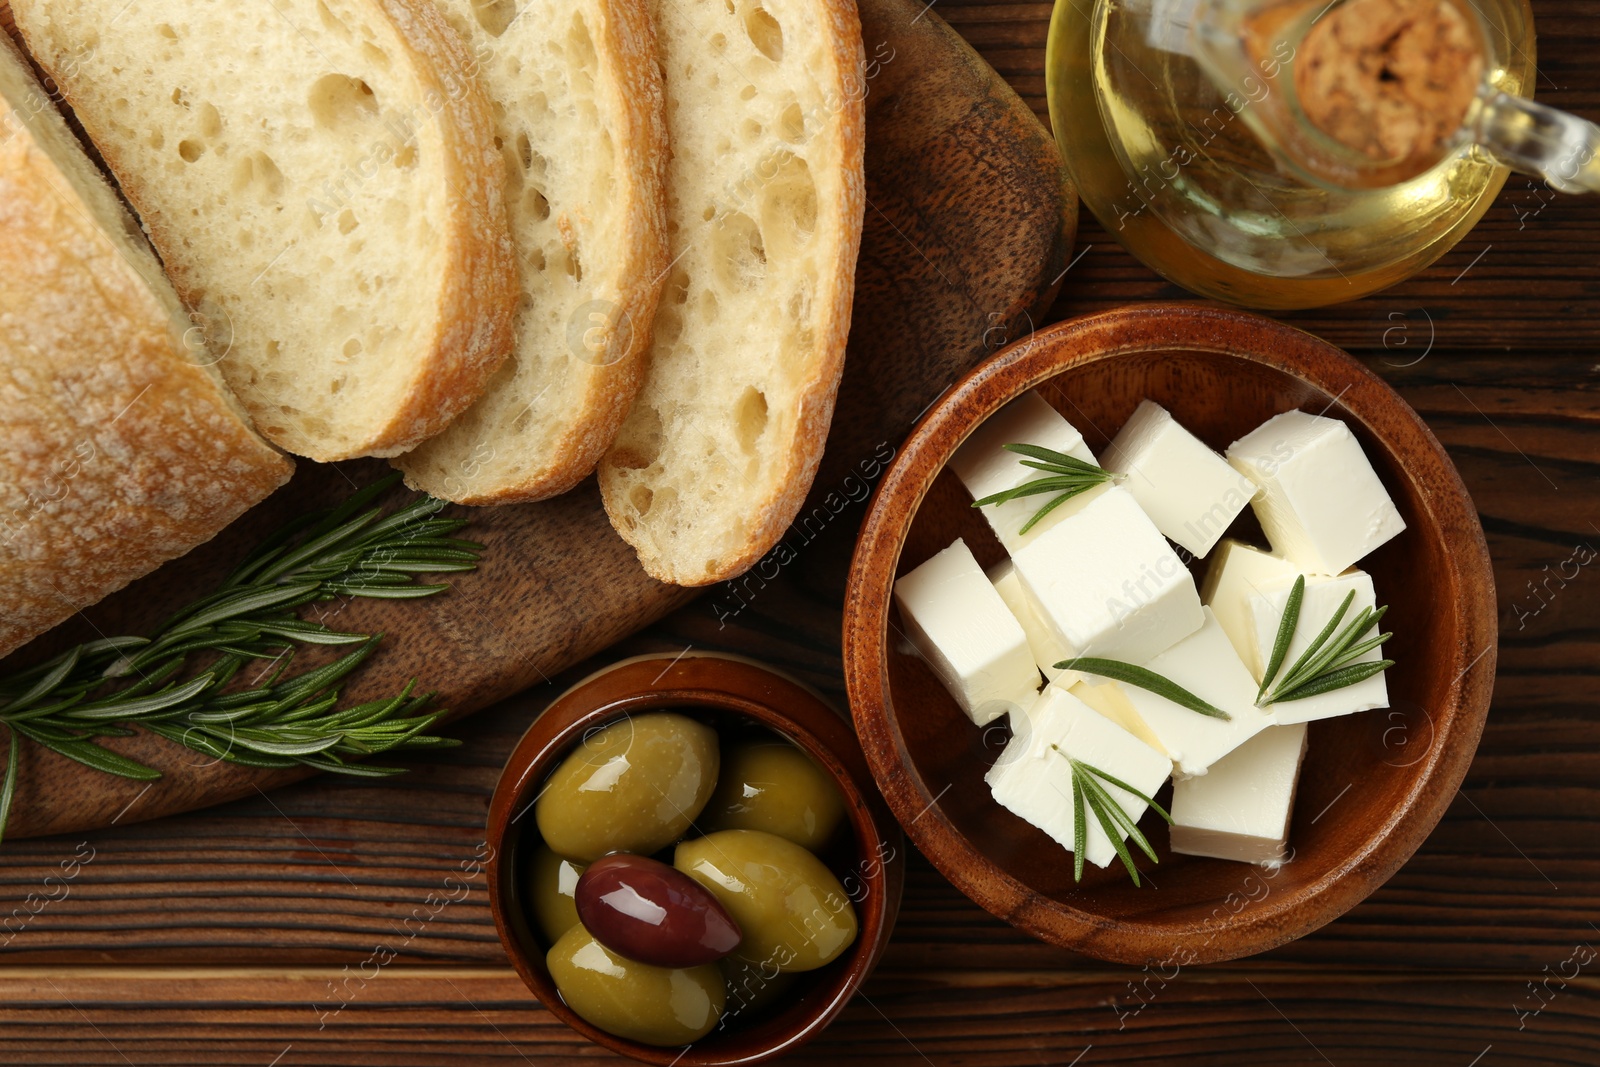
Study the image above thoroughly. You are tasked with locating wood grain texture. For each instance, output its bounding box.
[0,0,1597,1062]
[0,0,1073,842]
[2,344,1592,1067]
[0,967,1594,1065]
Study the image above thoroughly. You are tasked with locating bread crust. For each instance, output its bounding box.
[366,0,519,460]
[393,0,669,503]
[8,0,519,463]
[0,35,292,658]
[733,0,867,585]
[597,0,867,586]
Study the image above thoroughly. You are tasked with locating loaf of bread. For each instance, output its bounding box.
[395,0,668,504]
[0,36,292,660]
[8,0,518,463]
[598,0,866,585]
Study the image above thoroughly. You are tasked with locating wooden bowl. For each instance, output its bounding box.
[486,653,905,1065]
[843,303,1497,965]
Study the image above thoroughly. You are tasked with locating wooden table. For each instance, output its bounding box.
[3,2,1597,1064]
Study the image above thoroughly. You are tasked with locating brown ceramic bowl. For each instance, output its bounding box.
[486,653,905,1065]
[843,303,1497,965]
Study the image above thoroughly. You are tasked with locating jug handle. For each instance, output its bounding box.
[1471,89,1600,195]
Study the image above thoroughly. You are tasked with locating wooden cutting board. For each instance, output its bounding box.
[0,0,1074,839]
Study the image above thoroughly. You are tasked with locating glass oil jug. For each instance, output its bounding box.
[1047,0,1598,309]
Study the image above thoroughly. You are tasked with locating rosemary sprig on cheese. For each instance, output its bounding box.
[0,474,479,843]
[1056,573,1392,723]
[1255,575,1394,706]
[971,444,1119,535]
[1055,658,1232,721]
[1053,745,1172,886]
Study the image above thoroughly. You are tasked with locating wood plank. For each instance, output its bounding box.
[0,967,1593,1065]
[0,352,1593,975]
[0,0,1598,1060]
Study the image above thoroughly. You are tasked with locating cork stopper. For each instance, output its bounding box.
[1295,0,1484,167]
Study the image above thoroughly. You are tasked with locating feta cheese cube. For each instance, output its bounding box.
[1012,486,1204,665]
[1249,570,1389,725]
[1066,678,1164,752]
[893,538,1040,726]
[1170,723,1308,865]
[1103,400,1257,557]
[1100,608,1275,777]
[987,687,1171,869]
[948,390,1106,553]
[988,560,1079,686]
[1226,410,1406,576]
[1200,538,1300,677]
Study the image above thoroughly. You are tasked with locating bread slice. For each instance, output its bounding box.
[393,0,668,503]
[597,0,866,586]
[8,0,518,462]
[0,35,292,659]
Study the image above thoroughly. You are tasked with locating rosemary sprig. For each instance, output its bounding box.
[972,444,1119,535]
[1055,657,1232,721]
[0,474,480,843]
[1255,575,1394,706]
[1052,745,1171,886]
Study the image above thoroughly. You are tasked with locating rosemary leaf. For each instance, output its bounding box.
[1266,590,1355,700]
[1052,747,1169,887]
[1081,773,1143,886]
[0,647,83,716]
[1281,601,1367,692]
[1257,575,1303,700]
[1057,657,1231,721]
[0,727,17,847]
[1255,582,1395,707]
[1325,630,1392,671]
[1271,659,1395,702]
[226,730,347,757]
[970,443,1119,537]
[321,582,454,600]
[970,476,1107,507]
[298,756,409,778]
[65,675,217,722]
[1078,772,1145,859]
[1078,761,1173,825]
[1016,486,1088,535]
[1071,766,1088,884]
[1017,457,1105,475]
[20,731,163,781]
[1003,443,1104,471]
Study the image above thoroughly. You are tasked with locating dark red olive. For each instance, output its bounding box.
[574,853,742,968]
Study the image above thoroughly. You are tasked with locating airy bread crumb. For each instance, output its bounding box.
[10,0,519,462]
[395,0,669,503]
[599,0,866,586]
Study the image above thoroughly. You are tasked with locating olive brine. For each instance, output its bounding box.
[527,712,855,1046]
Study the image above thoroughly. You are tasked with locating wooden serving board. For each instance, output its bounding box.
[0,0,1074,839]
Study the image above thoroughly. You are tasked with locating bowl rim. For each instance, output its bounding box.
[485,652,906,1065]
[842,302,1498,964]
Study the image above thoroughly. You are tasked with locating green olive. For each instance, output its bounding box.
[546,924,726,1046]
[674,829,858,973]
[700,740,846,850]
[525,845,586,945]
[718,954,797,1022]
[536,712,720,862]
